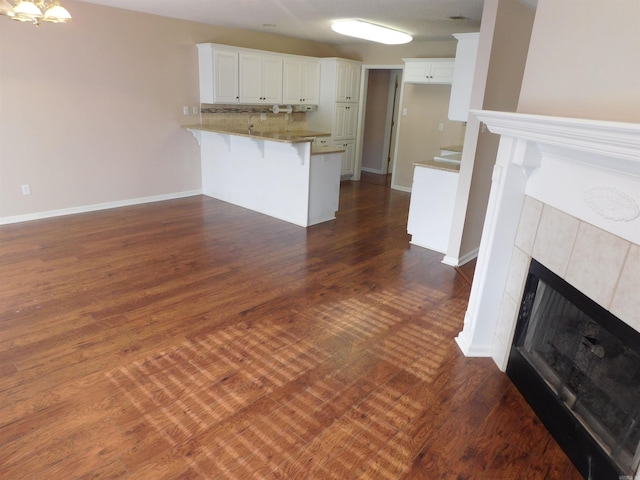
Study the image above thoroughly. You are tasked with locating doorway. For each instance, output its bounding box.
[354,67,403,185]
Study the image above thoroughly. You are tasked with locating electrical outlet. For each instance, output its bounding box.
[260,113,267,121]
[439,123,444,132]
[182,106,189,115]
[192,106,199,115]
[402,108,408,116]
[21,184,31,195]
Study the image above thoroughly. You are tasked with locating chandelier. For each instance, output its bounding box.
[0,0,72,24]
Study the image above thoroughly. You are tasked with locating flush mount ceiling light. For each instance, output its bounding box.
[0,0,72,25]
[331,19,412,45]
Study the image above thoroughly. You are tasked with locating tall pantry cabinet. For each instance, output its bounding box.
[307,58,362,177]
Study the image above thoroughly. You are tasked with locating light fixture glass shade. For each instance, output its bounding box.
[331,19,412,45]
[0,0,16,16]
[44,4,71,22]
[0,0,72,24]
[13,0,42,16]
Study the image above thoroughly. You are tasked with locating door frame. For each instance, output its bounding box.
[353,64,404,182]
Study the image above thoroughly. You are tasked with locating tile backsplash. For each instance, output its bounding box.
[200,104,307,133]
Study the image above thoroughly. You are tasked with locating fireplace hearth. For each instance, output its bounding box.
[508,259,640,479]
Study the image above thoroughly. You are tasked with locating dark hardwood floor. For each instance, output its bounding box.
[0,179,582,479]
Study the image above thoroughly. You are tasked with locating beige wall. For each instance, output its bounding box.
[518,0,640,122]
[393,84,465,189]
[0,0,340,220]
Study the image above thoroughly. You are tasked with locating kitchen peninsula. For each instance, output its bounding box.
[184,124,343,227]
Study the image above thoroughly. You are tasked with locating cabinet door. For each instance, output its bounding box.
[333,141,355,176]
[403,59,453,85]
[261,55,283,104]
[239,53,263,103]
[403,60,431,84]
[301,60,320,104]
[332,104,348,141]
[213,50,239,103]
[344,103,358,138]
[335,61,351,102]
[282,58,303,104]
[429,61,455,84]
[334,103,358,140]
[336,61,360,102]
[346,63,361,102]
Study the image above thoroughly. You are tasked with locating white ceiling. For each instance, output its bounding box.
[76,0,484,44]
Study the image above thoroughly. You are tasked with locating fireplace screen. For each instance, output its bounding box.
[510,260,640,478]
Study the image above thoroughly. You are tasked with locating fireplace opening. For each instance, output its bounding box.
[507,259,640,479]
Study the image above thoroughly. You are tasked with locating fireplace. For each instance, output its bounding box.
[508,258,640,478]
[453,111,640,479]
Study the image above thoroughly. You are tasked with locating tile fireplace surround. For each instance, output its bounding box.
[455,110,640,377]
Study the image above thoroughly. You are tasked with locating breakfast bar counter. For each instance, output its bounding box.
[184,125,343,227]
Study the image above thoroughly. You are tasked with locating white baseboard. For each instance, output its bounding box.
[454,333,493,358]
[459,248,479,265]
[0,189,203,225]
[360,166,386,174]
[390,184,411,193]
[442,247,479,267]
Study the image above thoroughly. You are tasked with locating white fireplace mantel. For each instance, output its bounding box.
[456,110,640,367]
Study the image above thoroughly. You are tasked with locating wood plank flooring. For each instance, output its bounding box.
[0,178,582,479]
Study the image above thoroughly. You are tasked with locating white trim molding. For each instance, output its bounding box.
[0,190,203,225]
[457,110,640,364]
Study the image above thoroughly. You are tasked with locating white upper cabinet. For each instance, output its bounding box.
[448,33,480,122]
[197,44,325,105]
[335,60,360,102]
[197,44,239,103]
[239,53,283,104]
[283,58,321,105]
[403,58,455,84]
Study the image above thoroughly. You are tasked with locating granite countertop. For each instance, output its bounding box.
[414,158,461,173]
[434,152,462,164]
[311,146,345,156]
[440,145,463,153]
[183,124,331,144]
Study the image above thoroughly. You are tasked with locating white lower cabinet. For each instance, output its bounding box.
[333,140,356,176]
[407,164,459,253]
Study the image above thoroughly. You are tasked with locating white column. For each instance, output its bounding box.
[455,135,538,359]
